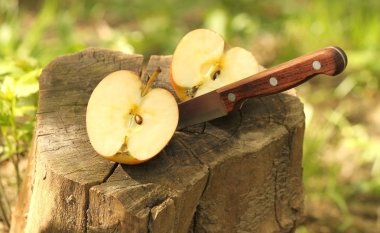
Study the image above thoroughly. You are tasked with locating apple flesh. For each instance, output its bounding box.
[86,70,178,164]
[171,28,262,101]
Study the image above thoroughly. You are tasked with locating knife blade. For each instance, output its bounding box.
[177,46,347,129]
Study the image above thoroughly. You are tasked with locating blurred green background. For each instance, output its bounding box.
[1,0,379,232]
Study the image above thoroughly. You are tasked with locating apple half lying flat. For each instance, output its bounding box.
[170,28,263,101]
[86,70,178,164]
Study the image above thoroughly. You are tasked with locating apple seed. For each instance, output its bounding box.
[212,70,221,80]
[134,114,143,125]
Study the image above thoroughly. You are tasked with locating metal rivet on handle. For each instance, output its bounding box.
[269,77,278,86]
[312,60,321,70]
[228,93,236,102]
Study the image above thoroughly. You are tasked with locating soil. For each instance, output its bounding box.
[0,157,27,233]
[297,196,380,233]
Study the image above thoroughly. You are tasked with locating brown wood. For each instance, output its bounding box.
[11,49,305,233]
[219,46,347,112]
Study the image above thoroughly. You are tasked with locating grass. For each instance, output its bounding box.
[1,0,379,231]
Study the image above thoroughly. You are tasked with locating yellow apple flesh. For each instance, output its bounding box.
[86,70,178,164]
[171,28,261,101]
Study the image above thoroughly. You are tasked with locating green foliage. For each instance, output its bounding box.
[1,0,379,231]
[0,57,40,161]
[0,0,41,162]
[291,3,380,229]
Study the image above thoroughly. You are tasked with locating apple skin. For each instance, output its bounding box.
[86,70,178,165]
[169,68,189,101]
[104,152,142,165]
[170,28,224,101]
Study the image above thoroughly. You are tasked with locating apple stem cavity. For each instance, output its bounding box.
[142,67,162,97]
[134,67,161,126]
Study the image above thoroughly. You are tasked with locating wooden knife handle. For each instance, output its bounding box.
[218,46,347,112]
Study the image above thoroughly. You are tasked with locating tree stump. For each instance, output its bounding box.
[11,49,305,233]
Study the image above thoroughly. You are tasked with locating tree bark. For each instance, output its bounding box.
[11,49,305,233]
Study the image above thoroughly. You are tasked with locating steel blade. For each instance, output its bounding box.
[177,91,227,129]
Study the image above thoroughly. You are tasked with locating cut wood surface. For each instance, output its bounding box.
[11,49,305,233]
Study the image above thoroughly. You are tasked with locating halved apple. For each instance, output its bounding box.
[170,28,262,101]
[86,69,178,164]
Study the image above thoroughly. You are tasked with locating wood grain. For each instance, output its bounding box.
[10,48,144,233]
[11,49,305,233]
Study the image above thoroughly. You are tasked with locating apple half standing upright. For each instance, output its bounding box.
[86,69,179,165]
[171,28,263,101]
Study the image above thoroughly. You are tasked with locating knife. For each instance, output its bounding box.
[177,46,347,129]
